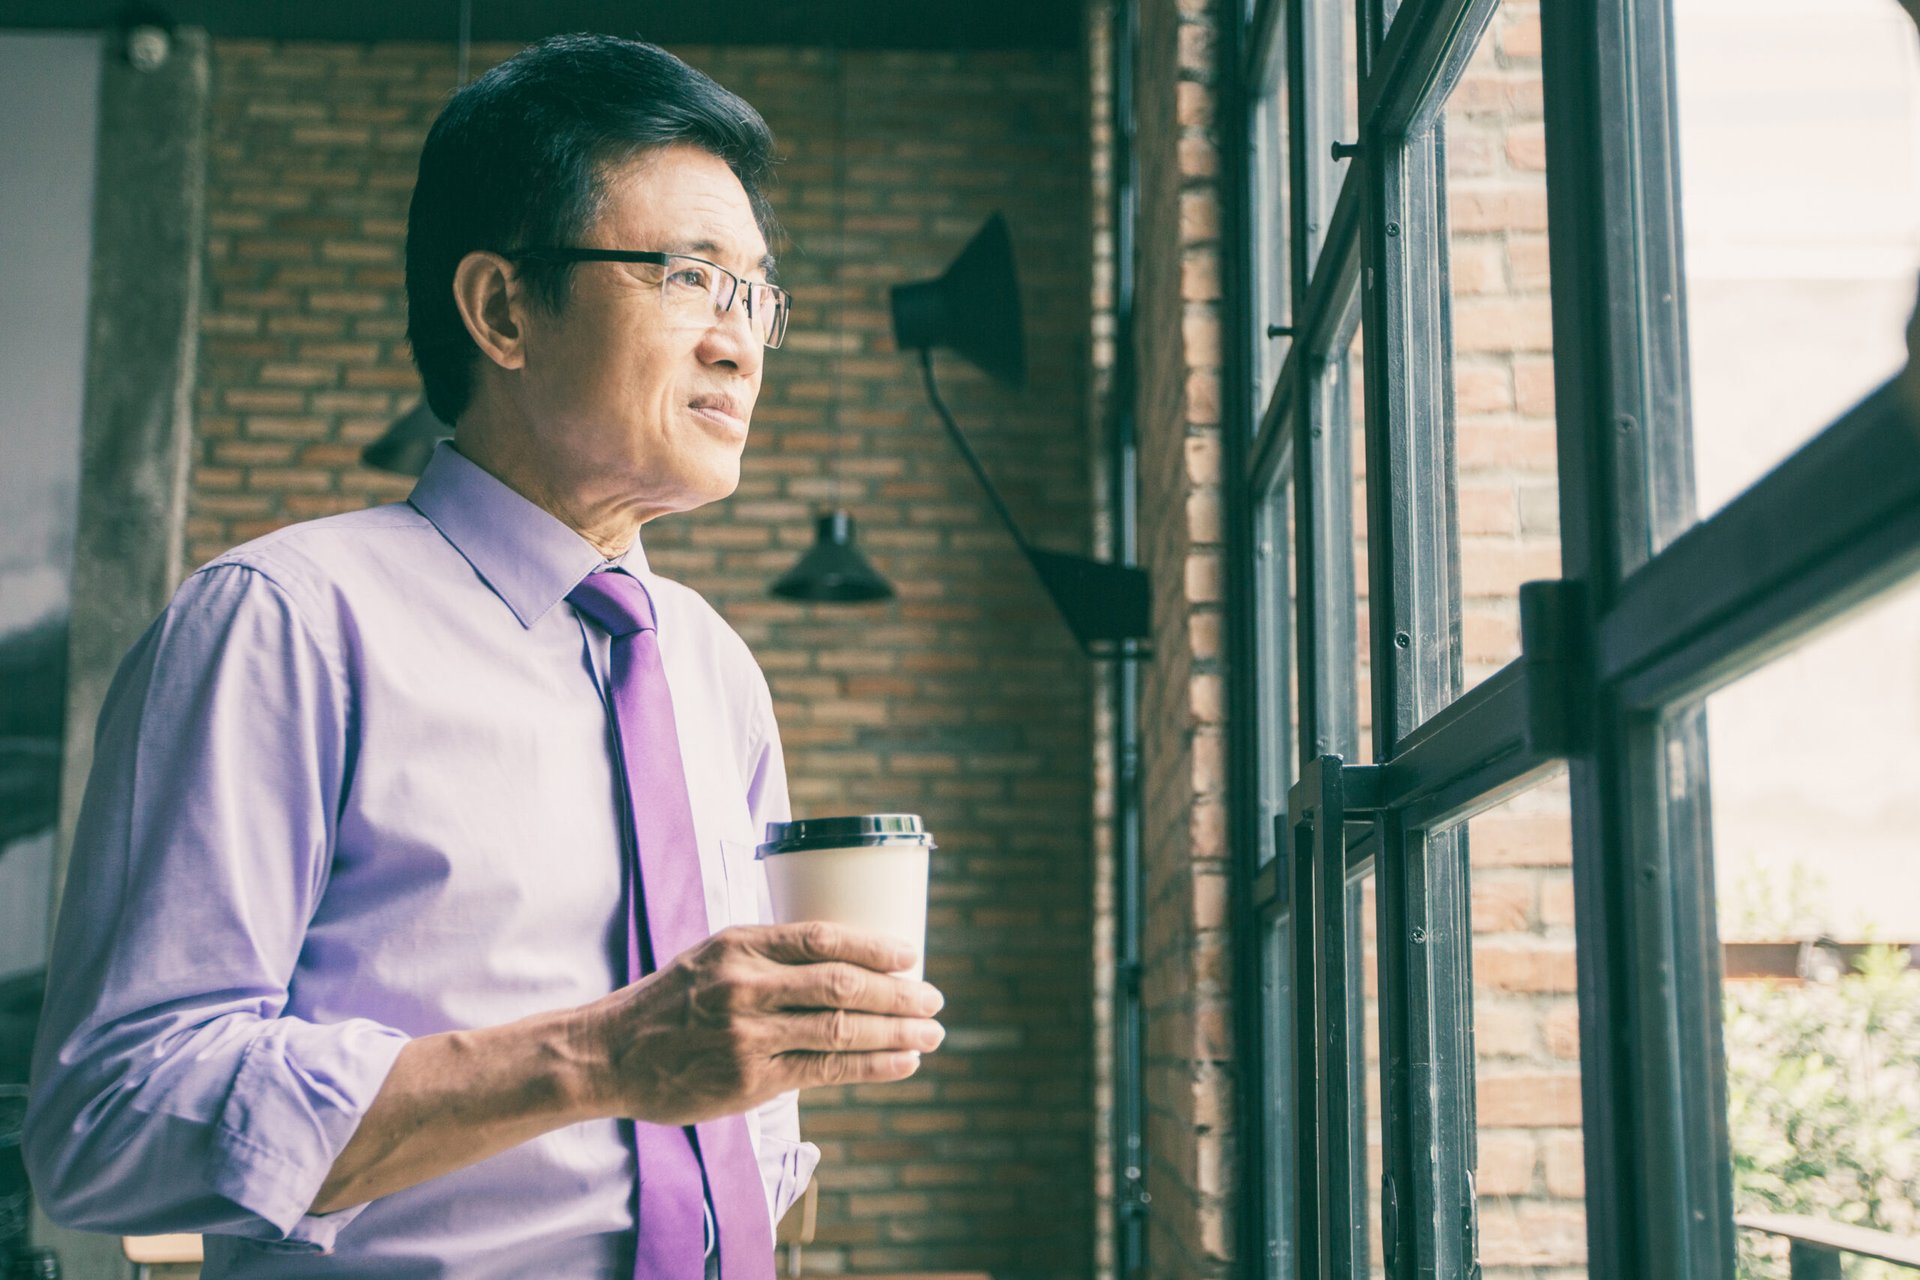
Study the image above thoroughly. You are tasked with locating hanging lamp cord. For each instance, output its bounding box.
[919,350,1036,558]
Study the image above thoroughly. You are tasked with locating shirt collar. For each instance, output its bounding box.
[408,441,651,629]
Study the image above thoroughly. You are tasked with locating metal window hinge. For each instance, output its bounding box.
[1271,812,1291,905]
[1464,1170,1483,1278]
[1518,578,1591,756]
[1382,1173,1399,1271]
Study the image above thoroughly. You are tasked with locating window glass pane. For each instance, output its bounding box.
[1341,4,1358,191]
[1453,770,1591,1277]
[1262,912,1298,1278]
[1442,0,1562,705]
[1346,862,1384,1278]
[0,32,99,995]
[1257,473,1300,868]
[1306,0,1360,275]
[1342,322,1374,765]
[1254,19,1292,409]
[1674,0,1920,530]
[1705,572,1920,1275]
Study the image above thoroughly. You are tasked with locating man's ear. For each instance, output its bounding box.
[451,251,527,371]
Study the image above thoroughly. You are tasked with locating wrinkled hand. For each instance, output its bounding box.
[583,921,945,1126]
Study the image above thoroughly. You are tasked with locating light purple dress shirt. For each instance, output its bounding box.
[24,442,818,1278]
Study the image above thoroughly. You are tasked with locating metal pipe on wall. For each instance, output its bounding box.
[1107,1,1148,1276]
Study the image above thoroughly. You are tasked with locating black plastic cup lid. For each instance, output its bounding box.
[756,813,936,859]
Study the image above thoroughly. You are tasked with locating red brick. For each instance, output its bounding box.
[211,439,299,466]
[1544,1002,1582,1059]
[1448,185,1550,234]
[1454,363,1514,415]
[1462,609,1521,667]
[1474,1001,1540,1060]
[1476,1132,1538,1196]
[1500,12,1543,61]
[1460,544,1564,600]
[1474,943,1578,994]
[1451,297,1554,355]
[1472,877,1534,933]
[1506,122,1547,172]
[1543,1131,1587,1199]
[1447,240,1506,296]
[1540,876,1577,928]
[1508,234,1553,291]
[1458,481,1519,536]
[1456,422,1559,471]
[1478,1202,1586,1268]
[1477,1071,1583,1128]
[1513,355,1557,418]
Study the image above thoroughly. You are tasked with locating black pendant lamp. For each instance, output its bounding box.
[768,491,893,601]
[771,511,893,602]
[768,47,894,605]
[890,213,1151,659]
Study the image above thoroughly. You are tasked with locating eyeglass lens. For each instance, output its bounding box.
[660,256,787,348]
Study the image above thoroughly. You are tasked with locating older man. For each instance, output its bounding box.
[24,33,943,1280]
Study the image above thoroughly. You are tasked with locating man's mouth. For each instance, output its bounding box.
[689,396,747,436]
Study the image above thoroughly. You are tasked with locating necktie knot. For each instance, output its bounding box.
[568,570,656,638]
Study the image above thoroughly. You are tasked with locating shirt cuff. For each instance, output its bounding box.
[765,1136,821,1228]
[208,1016,410,1252]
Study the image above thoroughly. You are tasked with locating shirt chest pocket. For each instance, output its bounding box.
[716,832,771,930]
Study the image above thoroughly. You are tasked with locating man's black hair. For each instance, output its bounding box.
[405,33,778,424]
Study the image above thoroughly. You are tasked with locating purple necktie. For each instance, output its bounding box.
[568,570,776,1280]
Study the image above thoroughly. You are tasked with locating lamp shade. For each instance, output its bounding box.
[770,510,895,603]
[362,398,452,476]
[889,213,1026,389]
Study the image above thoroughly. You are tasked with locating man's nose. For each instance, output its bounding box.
[700,294,763,375]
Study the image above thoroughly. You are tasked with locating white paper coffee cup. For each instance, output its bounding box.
[757,815,935,982]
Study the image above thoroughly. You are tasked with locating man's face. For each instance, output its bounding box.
[514,144,770,524]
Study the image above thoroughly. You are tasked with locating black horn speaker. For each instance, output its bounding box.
[889,213,1026,390]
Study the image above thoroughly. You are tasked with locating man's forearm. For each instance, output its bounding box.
[310,924,940,1220]
[310,1007,604,1216]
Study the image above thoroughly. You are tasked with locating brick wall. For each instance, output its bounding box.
[188,37,1095,1279]
[1126,0,1236,1275]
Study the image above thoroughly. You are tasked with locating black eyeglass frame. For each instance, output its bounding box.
[501,247,791,348]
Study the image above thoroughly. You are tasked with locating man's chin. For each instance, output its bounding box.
[671,467,742,515]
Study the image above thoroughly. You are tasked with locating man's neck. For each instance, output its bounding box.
[449,422,642,561]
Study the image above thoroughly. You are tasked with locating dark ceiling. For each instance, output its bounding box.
[0,0,1081,49]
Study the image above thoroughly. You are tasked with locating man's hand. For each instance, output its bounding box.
[581,921,946,1126]
[310,923,939,1216]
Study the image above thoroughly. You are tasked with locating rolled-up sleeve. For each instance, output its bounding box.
[24,564,408,1252]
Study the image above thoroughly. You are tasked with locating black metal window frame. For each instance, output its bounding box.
[1221,2,1920,1280]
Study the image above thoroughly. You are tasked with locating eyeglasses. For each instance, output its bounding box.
[504,248,791,349]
